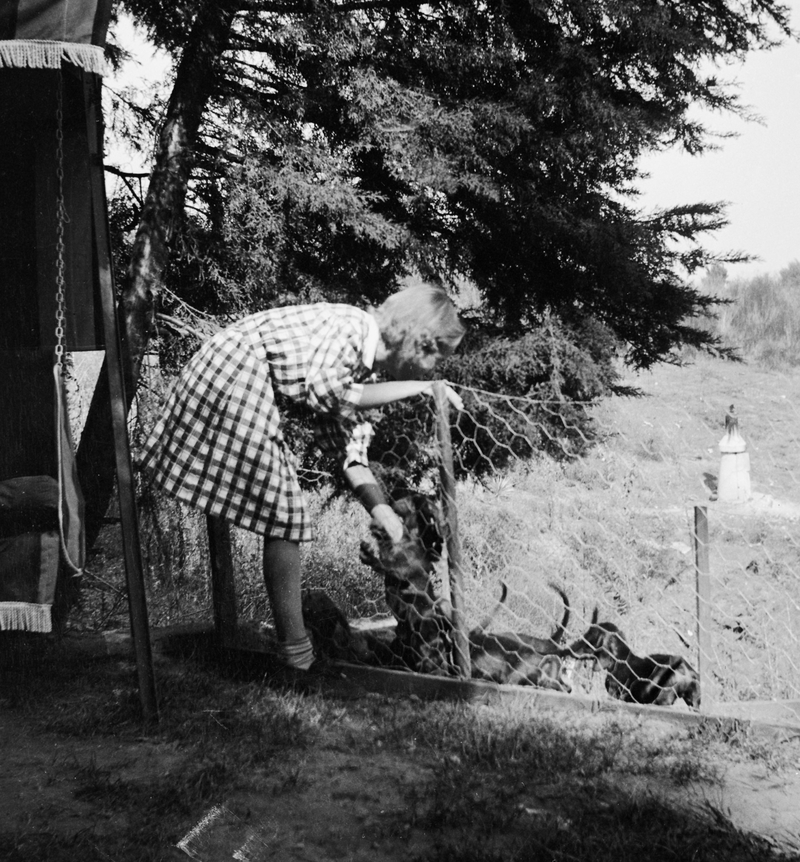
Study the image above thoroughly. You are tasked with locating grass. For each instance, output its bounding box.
[41,324,800,860]
[451,355,800,705]
[78,350,800,707]
[2,636,797,862]
[0,639,341,861]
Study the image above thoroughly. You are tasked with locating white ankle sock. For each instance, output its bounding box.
[281,635,315,670]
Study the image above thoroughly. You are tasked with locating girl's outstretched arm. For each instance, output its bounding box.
[357,381,462,410]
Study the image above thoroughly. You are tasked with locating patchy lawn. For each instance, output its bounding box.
[1,631,799,862]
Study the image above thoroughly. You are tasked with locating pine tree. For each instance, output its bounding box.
[77,0,792,539]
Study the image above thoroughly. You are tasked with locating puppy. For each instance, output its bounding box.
[472,583,571,654]
[565,609,700,708]
[301,589,400,667]
[302,589,355,662]
[361,495,572,691]
[469,583,573,692]
[360,494,453,675]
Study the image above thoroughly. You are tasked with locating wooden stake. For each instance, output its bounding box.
[434,382,470,679]
[207,515,238,649]
[693,505,711,711]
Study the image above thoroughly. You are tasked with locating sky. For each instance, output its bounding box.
[637,2,800,280]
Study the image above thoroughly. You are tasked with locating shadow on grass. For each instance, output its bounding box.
[0,631,795,862]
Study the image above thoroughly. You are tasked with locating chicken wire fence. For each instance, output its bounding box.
[71,353,800,714]
[356,381,799,712]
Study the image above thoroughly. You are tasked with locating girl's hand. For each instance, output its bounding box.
[370,503,404,544]
[441,382,464,411]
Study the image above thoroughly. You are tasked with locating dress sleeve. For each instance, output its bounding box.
[307,310,374,469]
[315,416,374,469]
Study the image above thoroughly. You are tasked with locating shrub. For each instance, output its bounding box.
[433,316,622,476]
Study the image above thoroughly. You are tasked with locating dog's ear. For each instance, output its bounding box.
[591,607,599,625]
[602,630,626,657]
[604,623,626,642]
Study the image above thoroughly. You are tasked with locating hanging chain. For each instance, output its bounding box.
[55,71,67,371]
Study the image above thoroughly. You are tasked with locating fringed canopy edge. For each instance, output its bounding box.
[0,40,108,76]
[0,601,52,633]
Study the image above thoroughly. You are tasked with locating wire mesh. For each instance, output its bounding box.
[442,375,800,710]
[70,353,800,713]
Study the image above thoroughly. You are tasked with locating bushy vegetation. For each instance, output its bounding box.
[694,261,800,368]
[442,316,627,471]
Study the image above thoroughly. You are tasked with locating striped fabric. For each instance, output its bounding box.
[140,304,379,541]
[0,0,112,74]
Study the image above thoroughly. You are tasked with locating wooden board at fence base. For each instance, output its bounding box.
[710,699,800,728]
[79,624,800,745]
[334,663,800,740]
[60,623,800,743]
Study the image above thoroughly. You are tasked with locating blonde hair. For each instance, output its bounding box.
[374,283,465,356]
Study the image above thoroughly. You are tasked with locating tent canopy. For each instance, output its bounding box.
[0,0,112,74]
[0,0,114,352]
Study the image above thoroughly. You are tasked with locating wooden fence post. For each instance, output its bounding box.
[693,505,712,710]
[207,515,238,650]
[433,382,471,679]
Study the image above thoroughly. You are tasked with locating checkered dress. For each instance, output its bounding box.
[140,304,378,540]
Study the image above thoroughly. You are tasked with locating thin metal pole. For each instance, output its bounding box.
[693,505,711,711]
[85,74,158,724]
[433,382,470,679]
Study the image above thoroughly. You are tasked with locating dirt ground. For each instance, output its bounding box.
[0,695,434,862]
[2,640,800,862]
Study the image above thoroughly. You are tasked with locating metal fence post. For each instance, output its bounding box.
[88,85,158,725]
[693,505,712,711]
[433,382,471,679]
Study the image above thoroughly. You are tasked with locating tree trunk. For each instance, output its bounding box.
[77,0,237,550]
